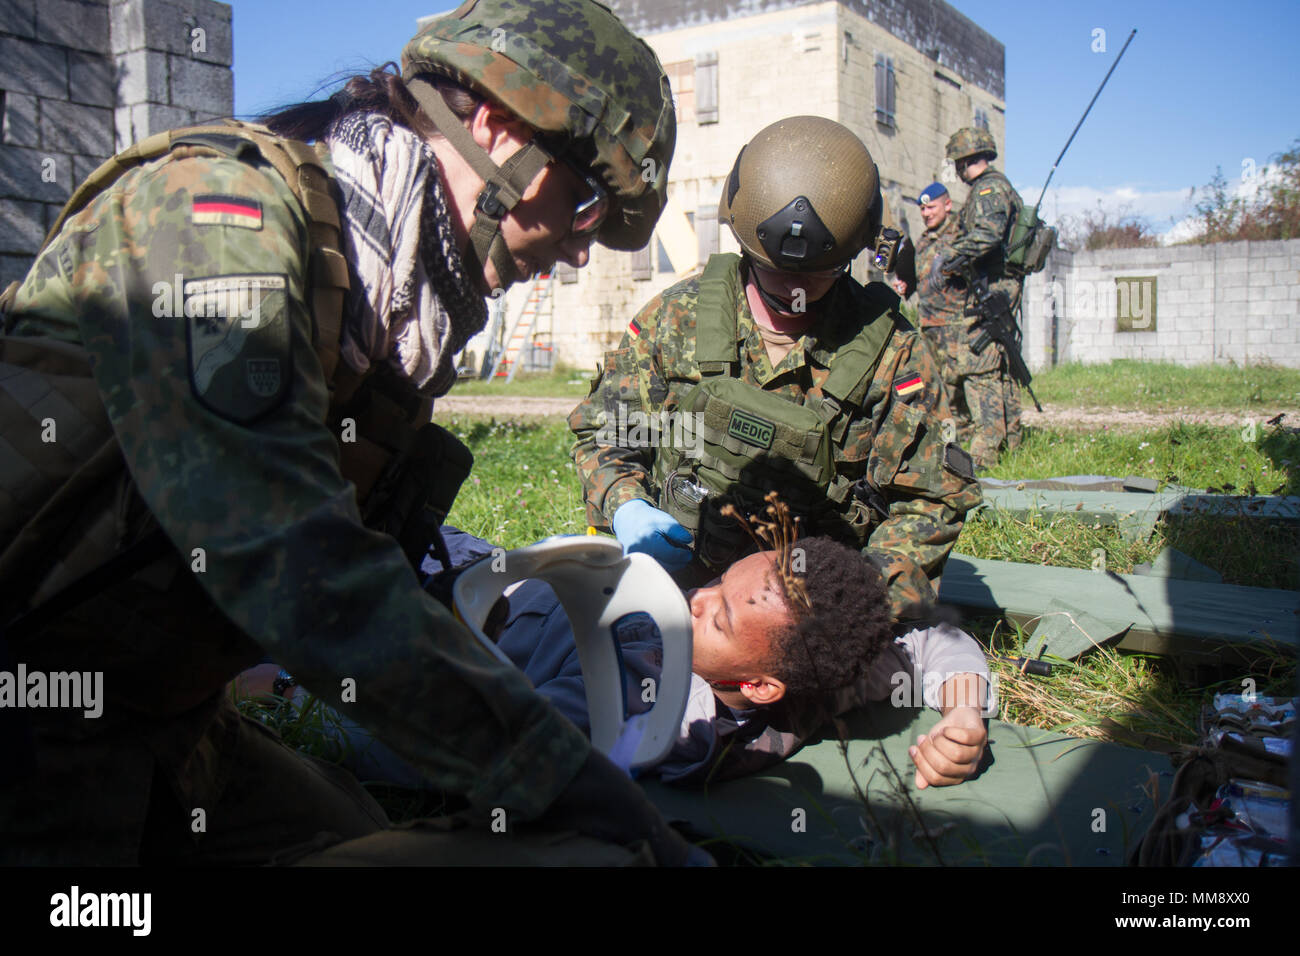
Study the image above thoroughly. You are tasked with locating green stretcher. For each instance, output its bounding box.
[643,701,1173,866]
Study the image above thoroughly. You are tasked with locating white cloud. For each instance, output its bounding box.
[1014,182,1194,234]
[1016,162,1288,246]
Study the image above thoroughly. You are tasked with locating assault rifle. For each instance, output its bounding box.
[965,275,1043,413]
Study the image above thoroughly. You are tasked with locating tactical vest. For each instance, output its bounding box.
[0,121,458,626]
[651,254,904,569]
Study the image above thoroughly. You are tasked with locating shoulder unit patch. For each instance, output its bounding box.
[185,273,291,423]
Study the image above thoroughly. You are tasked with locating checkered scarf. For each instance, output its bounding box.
[326,111,486,396]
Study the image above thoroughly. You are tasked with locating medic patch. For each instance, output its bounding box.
[893,372,924,401]
[185,274,291,423]
[628,317,641,338]
[192,194,263,229]
[727,408,775,450]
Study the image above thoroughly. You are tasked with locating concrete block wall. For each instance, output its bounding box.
[111,0,233,149]
[0,0,232,289]
[1022,239,1300,370]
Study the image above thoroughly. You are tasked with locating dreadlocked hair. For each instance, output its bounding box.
[722,493,891,697]
[775,536,892,696]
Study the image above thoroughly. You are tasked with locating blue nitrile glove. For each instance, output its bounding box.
[612,499,694,570]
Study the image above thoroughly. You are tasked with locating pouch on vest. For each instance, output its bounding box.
[654,376,836,570]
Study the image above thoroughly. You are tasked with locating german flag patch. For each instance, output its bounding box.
[628,317,641,339]
[192,195,263,230]
[893,372,924,401]
[978,187,993,196]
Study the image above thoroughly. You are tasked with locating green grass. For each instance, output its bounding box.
[975,617,1296,752]
[968,420,1300,590]
[441,416,588,546]
[443,359,1300,411]
[449,363,593,399]
[984,420,1298,495]
[1030,359,1300,411]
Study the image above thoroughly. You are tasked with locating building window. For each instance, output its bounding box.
[874,55,895,128]
[663,59,694,124]
[842,31,853,65]
[556,262,578,284]
[630,245,651,280]
[656,237,673,274]
[974,107,990,131]
[696,205,719,265]
[695,52,719,125]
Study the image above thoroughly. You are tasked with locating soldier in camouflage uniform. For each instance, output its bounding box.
[938,127,1026,470]
[0,0,693,865]
[570,118,981,622]
[892,182,969,443]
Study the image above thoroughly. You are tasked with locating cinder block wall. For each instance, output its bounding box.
[1021,239,1300,370]
[1,0,233,289]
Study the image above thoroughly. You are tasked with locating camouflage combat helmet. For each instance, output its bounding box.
[945,127,997,163]
[718,116,882,273]
[401,0,676,290]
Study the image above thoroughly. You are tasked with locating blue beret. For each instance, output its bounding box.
[917,182,948,205]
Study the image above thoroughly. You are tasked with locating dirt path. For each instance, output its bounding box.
[434,395,1298,431]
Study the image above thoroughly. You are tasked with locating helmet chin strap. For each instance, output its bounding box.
[754,277,801,317]
[404,77,554,293]
[747,256,841,319]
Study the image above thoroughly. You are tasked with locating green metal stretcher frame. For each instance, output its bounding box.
[643,701,1172,866]
[938,555,1299,666]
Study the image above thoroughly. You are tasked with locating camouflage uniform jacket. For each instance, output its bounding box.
[569,255,982,618]
[0,147,591,856]
[946,167,1025,374]
[951,167,1024,305]
[915,214,963,328]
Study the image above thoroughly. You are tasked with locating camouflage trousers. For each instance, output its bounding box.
[279,816,656,866]
[923,301,1023,470]
[0,693,391,865]
[920,325,975,448]
[959,360,1023,470]
[3,691,652,866]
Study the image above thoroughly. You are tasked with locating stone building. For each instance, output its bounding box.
[456,0,1007,377]
[1,0,233,289]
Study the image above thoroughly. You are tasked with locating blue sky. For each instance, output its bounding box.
[231,1,1299,236]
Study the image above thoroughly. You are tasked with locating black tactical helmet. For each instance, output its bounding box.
[719,116,883,272]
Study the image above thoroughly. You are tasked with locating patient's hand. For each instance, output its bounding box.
[909,705,986,789]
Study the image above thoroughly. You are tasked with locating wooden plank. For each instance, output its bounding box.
[937,554,1299,663]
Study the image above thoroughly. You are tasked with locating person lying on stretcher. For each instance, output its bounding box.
[237,525,992,788]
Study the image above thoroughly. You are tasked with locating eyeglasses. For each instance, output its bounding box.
[558,153,609,238]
